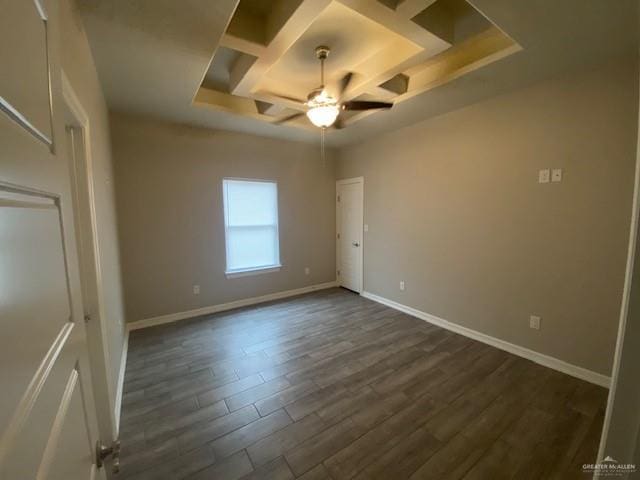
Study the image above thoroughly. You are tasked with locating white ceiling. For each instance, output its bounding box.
[78,0,638,147]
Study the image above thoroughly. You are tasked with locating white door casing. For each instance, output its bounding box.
[62,70,120,439]
[337,177,364,293]
[1,1,108,479]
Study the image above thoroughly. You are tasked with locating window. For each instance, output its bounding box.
[222,179,280,276]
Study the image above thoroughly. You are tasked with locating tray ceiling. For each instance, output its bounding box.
[195,0,519,131]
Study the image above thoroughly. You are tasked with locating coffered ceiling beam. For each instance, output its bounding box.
[363,86,396,100]
[251,91,306,112]
[219,32,266,58]
[337,0,450,53]
[194,87,305,122]
[229,0,332,97]
[339,40,430,102]
[329,0,451,104]
[194,87,262,117]
[194,87,316,132]
[344,26,520,127]
[405,26,517,85]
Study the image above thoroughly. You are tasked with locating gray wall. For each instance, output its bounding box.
[337,61,638,375]
[110,112,336,322]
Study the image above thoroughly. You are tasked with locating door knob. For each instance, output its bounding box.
[352,242,360,247]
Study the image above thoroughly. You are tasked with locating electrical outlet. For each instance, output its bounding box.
[551,168,562,182]
[400,281,405,291]
[529,315,541,330]
[538,169,550,183]
[193,285,200,295]
[304,267,310,275]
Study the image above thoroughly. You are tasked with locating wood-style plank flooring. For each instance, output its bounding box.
[118,288,606,479]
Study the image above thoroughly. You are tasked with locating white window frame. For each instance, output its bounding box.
[222,178,281,278]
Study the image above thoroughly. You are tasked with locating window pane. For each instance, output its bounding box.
[223,179,280,272]
[225,180,277,227]
[226,226,279,271]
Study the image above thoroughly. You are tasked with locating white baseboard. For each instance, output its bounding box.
[128,281,338,331]
[114,328,129,435]
[361,291,611,388]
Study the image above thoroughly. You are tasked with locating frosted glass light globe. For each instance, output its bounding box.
[306,105,340,127]
[306,90,339,127]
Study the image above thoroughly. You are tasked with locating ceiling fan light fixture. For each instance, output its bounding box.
[306,104,340,128]
[306,90,339,127]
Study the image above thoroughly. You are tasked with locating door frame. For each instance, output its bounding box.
[595,72,640,465]
[60,70,117,441]
[336,177,364,294]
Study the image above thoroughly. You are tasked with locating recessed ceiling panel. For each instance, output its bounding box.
[202,46,243,92]
[412,0,492,45]
[255,2,421,99]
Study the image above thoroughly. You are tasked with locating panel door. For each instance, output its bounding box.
[0,189,102,480]
[337,179,364,293]
[0,0,106,479]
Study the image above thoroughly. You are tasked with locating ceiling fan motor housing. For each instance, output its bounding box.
[307,88,326,102]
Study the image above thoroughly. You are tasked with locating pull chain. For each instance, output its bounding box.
[321,127,326,167]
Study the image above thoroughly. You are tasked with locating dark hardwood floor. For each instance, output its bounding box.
[118,288,606,479]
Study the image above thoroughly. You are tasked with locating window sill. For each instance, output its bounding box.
[225,265,282,279]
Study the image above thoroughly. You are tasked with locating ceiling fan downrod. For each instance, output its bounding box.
[315,46,330,88]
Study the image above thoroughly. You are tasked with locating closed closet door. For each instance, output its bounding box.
[337,178,364,293]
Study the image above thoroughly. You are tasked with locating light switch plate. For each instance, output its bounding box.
[551,168,562,182]
[538,169,550,183]
[193,285,200,295]
[364,224,369,232]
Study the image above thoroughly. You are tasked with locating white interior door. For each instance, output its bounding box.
[337,178,364,293]
[0,187,104,480]
[1,1,107,479]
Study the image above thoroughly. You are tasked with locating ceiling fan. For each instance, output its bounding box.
[275,46,393,129]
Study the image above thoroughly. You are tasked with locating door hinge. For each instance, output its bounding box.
[337,269,341,276]
[337,233,340,239]
[96,439,121,474]
[337,195,340,202]
[84,314,92,323]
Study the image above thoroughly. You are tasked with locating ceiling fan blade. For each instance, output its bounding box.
[338,72,354,98]
[342,100,393,111]
[274,112,305,124]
